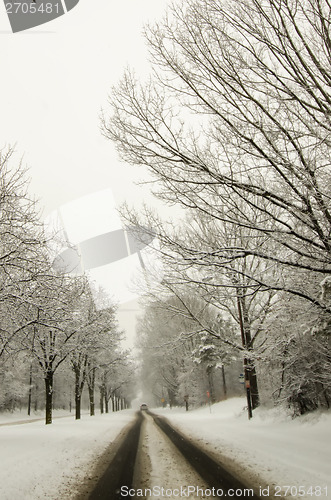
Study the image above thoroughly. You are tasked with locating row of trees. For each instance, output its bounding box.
[103,0,331,416]
[0,148,134,424]
[136,294,241,409]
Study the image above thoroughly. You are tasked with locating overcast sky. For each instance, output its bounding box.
[0,0,168,214]
[0,0,170,344]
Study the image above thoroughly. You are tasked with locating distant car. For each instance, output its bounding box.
[140,403,148,411]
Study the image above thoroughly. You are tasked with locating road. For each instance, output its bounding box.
[85,411,261,500]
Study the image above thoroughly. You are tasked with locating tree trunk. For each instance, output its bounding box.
[221,365,227,399]
[75,394,81,420]
[99,387,104,414]
[72,355,88,420]
[247,363,259,410]
[87,366,96,416]
[168,388,175,408]
[28,362,33,416]
[45,370,53,425]
[207,366,216,403]
[89,386,95,416]
[34,379,39,412]
[74,368,82,420]
[237,293,253,418]
[240,294,260,411]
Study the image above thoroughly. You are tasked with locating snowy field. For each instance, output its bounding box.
[0,410,136,500]
[154,398,331,499]
[0,399,330,499]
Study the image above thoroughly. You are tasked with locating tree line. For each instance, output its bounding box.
[102,0,331,417]
[0,149,134,424]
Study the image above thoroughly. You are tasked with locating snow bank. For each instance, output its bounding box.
[0,410,136,500]
[154,398,331,498]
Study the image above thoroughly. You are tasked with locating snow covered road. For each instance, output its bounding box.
[0,399,330,500]
[133,413,211,498]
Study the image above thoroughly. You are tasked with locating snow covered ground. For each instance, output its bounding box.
[154,398,331,499]
[0,410,136,500]
[0,399,329,499]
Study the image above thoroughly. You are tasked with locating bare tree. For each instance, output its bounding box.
[20,272,87,424]
[136,288,239,408]
[71,300,121,420]
[123,205,280,410]
[103,0,331,311]
[0,148,47,363]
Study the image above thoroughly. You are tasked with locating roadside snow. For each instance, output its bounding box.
[0,410,136,500]
[0,401,329,500]
[154,398,331,499]
[0,409,72,425]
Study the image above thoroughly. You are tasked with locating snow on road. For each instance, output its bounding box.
[133,413,210,499]
[154,398,331,499]
[0,410,136,500]
[0,400,330,500]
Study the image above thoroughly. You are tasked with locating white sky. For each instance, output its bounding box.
[0,0,170,344]
[0,0,168,214]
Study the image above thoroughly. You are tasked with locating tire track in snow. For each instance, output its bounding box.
[88,411,261,499]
